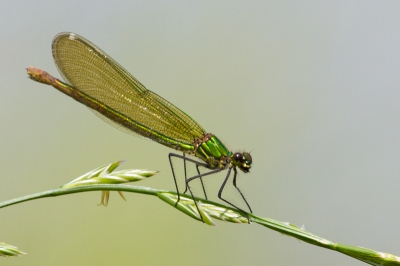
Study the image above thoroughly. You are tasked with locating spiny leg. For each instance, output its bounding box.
[168,153,182,204]
[168,153,209,205]
[195,164,208,199]
[185,168,221,221]
[183,153,188,191]
[181,154,208,199]
[218,167,253,222]
[232,172,253,213]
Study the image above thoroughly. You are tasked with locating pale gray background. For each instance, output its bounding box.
[1,1,399,265]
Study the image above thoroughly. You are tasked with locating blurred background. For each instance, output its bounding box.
[1,1,400,265]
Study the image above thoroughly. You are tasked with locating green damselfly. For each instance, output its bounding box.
[27,32,253,221]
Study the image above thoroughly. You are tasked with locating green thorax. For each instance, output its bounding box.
[191,133,232,169]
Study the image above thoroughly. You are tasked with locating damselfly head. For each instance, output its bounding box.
[232,152,252,173]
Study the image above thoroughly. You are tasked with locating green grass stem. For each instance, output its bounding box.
[1,162,399,265]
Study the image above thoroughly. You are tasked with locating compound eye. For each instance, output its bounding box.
[243,152,252,165]
[233,152,244,163]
